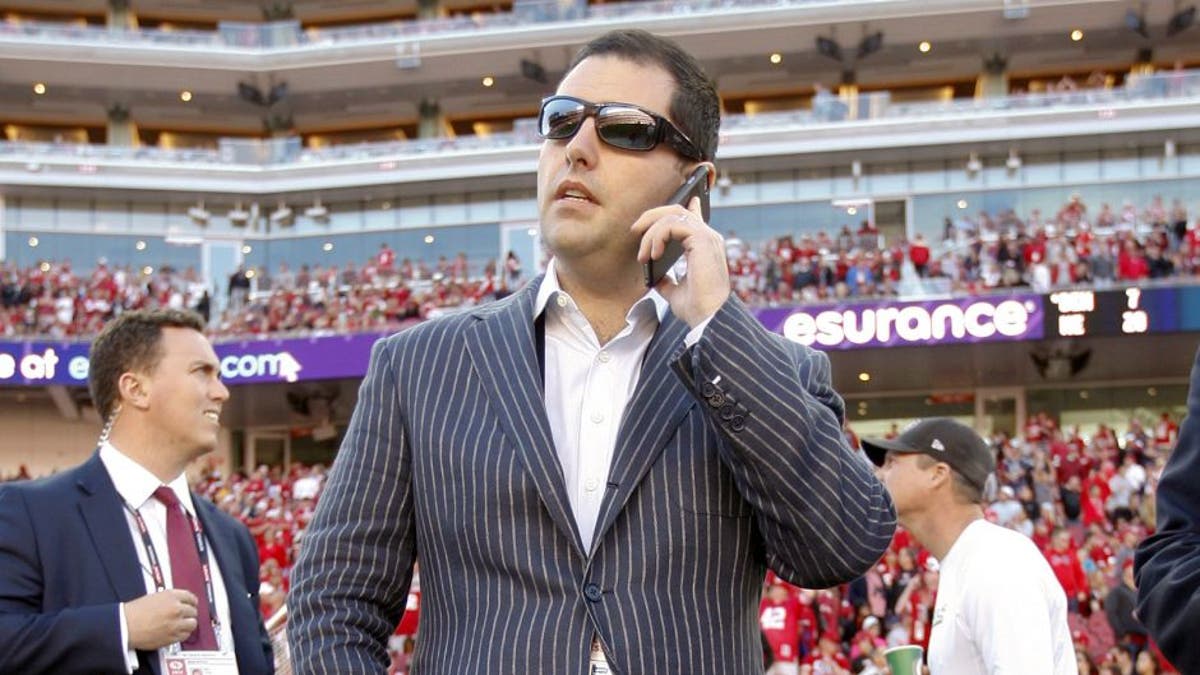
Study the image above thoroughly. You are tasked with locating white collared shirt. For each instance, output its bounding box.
[535,261,707,549]
[99,442,238,674]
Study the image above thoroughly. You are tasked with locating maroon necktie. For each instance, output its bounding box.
[153,486,218,651]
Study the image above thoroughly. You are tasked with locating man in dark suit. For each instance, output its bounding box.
[0,309,273,674]
[1136,344,1200,674]
[289,29,896,674]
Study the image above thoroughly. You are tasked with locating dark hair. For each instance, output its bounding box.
[88,309,206,420]
[565,29,720,162]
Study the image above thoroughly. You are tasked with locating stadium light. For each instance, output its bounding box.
[1125,8,1149,39]
[1006,149,1022,171]
[815,36,843,62]
[228,202,249,226]
[520,58,548,84]
[1167,5,1196,37]
[270,202,294,226]
[857,31,884,60]
[305,198,329,222]
[187,201,210,225]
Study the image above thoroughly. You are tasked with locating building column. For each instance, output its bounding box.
[106,0,137,32]
[417,98,445,139]
[1130,47,1156,78]
[975,53,1009,99]
[417,0,440,20]
[106,102,138,146]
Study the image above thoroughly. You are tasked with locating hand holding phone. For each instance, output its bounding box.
[643,165,712,287]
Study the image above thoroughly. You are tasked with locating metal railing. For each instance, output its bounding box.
[1,71,1195,170]
[0,0,825,50]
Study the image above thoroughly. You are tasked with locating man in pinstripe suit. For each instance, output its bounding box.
[289,29,896,675]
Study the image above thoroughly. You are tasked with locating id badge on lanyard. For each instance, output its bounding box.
[165,651,238,674]
[126,501,233,673]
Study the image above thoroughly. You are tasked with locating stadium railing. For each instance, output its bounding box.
[1,70,1195,170]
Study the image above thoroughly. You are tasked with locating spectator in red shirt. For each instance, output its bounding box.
[1116,239,1150,280]
[802,633,851,675]
[1153,413,1178,452]
[1082,483,1109,530]
[377,242,396,275]
[1046,528,1090,611]
[761,577,806,674]
[908,234,931,277]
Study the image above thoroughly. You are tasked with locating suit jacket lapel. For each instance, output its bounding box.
[466,276,585,557]
[589,312,694,556]
[75,453,162,675]
[75,453,148,603]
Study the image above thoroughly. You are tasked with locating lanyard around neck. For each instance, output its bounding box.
[123,498,221,639]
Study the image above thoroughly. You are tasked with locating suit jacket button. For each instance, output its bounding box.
[730,415,746,432]
[701,382,716,398]
[719,404,735,420]
[709,393,725,408]
[584,583,603,602]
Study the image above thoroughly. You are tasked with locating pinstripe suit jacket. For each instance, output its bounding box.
[288,275,896,675]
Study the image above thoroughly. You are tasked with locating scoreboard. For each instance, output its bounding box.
[1046,286,1200,339]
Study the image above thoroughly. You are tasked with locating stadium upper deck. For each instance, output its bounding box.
[1,0,1196,145]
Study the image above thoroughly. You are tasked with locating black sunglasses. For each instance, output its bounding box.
[537,95,705,161]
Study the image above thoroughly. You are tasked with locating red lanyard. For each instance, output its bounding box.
[124,498,221,640]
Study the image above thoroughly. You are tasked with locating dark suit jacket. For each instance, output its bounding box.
[1136,344,1200,674]
[0,452,274,675]
[288,277,896,674]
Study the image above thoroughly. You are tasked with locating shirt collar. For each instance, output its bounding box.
[533,258,670,325]
[98,441,196,516]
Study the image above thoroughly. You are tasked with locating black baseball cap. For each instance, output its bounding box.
[862,418,996,493]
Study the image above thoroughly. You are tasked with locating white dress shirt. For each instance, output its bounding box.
[534,261,707,549]
[99,442,238,674]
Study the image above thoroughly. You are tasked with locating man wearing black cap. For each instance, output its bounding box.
[864,418,1076,675]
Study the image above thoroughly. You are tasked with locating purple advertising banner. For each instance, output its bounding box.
[1,294,1044,387]
[753,294,1045,350]
[0,332,392,387]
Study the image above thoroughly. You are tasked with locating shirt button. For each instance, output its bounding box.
[598,351,611,363]
[590,412,604,424]
[585,478,599,492]
[556,295,568,308]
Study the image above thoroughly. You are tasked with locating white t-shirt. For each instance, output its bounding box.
[928,519,1077,675]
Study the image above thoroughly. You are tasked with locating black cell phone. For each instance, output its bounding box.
[643,165,712,287]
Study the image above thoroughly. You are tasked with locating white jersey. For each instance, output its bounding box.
[928,519,1076,675]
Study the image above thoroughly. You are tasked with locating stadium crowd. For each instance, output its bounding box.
[763,411,1179,674]
[0,193,1195,340]
[1,409,1177,674]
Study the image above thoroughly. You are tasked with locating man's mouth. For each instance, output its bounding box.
[554,181,597,204]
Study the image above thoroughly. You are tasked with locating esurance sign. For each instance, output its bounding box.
[754,294,1044,350]
[1,296,1045,386]
[0,332,389,387]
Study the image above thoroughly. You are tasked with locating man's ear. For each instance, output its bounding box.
[701,161,717,190]
[928,462,952,491]
[117,371,150,411]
